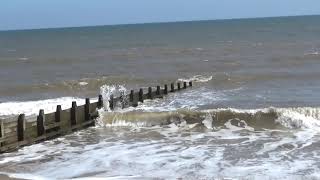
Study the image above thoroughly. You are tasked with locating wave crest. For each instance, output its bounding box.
[178,75,212,83]
[98,107,320,131]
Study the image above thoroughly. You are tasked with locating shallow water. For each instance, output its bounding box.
[1,15,320,179]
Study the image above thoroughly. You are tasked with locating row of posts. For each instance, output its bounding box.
[108,81,192,110]
[14,96,104,143]
[13,81,192,144]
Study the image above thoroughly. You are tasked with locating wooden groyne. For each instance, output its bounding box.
[0,81,192,153]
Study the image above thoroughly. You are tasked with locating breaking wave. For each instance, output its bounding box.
[98,107,320,131]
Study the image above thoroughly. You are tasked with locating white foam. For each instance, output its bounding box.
[202,113,213,129]
[79,82,88,86]
[18,57,29,61]
[0,115,319,179]
[100,84,127,112]
[203,106,320,131]
[304,51,320,56]
[1,84,320,179]
[100,84,115,111]
[120,87,229,113]
[3,173,50,180]
[178,75,212,83]
[274,107,320,131]
[0,97,87,116]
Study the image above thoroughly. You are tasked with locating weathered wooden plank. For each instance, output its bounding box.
[24,125,38,140]
[76,104,85,124]
[44,112,55,126]
[90,102,98,113]
[60,108,71,130]
[0,119,95,153]
[25,120,37,129]
[1,132,18,145]
[45,122,61,131]
[3,120,18,129]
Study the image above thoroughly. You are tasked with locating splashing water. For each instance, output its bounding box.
[99,84,128,111]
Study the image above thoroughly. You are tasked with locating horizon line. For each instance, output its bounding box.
[1,14,319,32]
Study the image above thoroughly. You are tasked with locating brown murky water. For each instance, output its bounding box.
[1,15,320,179]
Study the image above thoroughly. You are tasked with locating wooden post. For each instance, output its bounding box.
[98,94,103,108]
[156,86,161,95]
[120,92,125,109]
[164,84,168,95]
[0,119,3,139]
[139,88,144,103]
[183,82,187,89]
[54,105,62,131]
[109,95,114,110]
[177,82,181,90]
[17,114,25,141]
[55,105,62,123]
[85,98,90,121]
[37,109,45,136]
[170,83,175,92]
[189,81,193,87]
[148,87,153,99]
[71,101,77,126]
[130,90,134,102]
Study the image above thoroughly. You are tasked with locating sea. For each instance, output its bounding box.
[1,15,320,179]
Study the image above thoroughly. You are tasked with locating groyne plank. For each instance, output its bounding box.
[0,81,193,153]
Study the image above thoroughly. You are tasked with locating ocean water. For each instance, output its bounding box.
[1,15,320,179]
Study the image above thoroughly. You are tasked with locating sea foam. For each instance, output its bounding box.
[0,97,88,117]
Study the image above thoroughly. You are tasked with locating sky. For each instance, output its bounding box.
[0,0,320,30]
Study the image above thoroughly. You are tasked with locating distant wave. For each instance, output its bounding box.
[178,75,213,83]
[304,50,320,56]
[18,57,29,61]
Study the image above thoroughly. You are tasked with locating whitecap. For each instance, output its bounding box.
[79,82,88,86]
[178,75,213,83]
[304,50,320,56]
[18,57,29,61]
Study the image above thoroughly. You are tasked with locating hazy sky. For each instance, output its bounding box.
[1,0,320,30]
